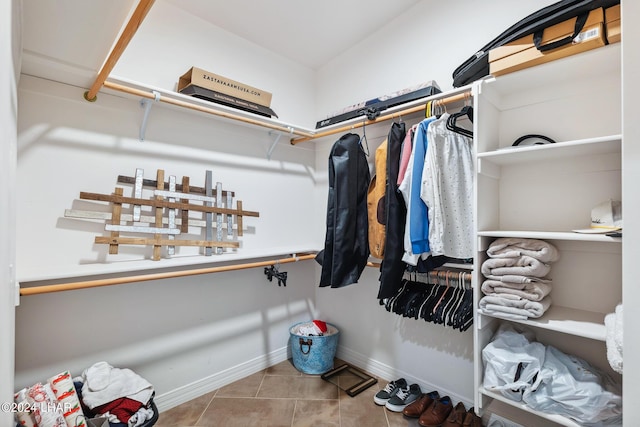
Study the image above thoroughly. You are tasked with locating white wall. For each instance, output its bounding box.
[1,0,19,424]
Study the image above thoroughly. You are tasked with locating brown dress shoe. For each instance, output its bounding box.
[462,407,483,427]
[403,390,440,418]
[419,395,453,427]
[442,401,467,427]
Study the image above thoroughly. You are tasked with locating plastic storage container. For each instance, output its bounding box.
[289,322,339,374]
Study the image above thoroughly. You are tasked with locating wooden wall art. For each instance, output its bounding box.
[64,168,259,261]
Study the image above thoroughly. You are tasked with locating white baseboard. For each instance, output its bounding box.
[336,346,473,408]
[155,345,472,412]
[153,346,290,412]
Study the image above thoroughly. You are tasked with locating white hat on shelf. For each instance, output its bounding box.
[573,200,622,234]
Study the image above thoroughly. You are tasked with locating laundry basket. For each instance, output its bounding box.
[289,321,339,375]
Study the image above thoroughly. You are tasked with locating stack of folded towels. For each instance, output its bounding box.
[604,303,623,374]
[479,237,559,320]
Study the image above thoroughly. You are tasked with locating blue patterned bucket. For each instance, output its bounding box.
[289,322,339,374]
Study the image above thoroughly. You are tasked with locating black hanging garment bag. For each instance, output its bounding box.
[452,0,620,88]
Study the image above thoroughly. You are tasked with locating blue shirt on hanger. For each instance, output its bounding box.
[410,117,435,254]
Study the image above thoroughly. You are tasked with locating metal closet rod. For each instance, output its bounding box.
[19,254,381,296]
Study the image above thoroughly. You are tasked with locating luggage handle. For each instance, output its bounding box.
[533,12,589,52]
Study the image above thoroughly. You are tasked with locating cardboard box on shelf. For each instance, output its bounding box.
[177,67,276,117]
[606,4,620,44]
[178,67,272,107]
[489,8,606,77]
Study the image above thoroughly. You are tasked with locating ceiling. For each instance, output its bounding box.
[162,0,422,69]
[20,0,422,85]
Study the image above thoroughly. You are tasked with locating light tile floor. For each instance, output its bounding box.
[154,359,428,427]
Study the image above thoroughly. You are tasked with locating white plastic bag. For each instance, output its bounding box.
[482,324,545,401]
[523,346,622,425]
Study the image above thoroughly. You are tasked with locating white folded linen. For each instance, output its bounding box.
[481,256,551,279]
[481,279,552,301]
[479,294,551,320]
[482,274,551,284]
[605,304,623,374]
[487,237,560,263]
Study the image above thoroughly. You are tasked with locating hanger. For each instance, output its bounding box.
[443,272,464,326]
[446,93,474,138]
[359,117,370,156]
[433,99,447,119]
[451,274,474,331]
[432,273,453,324]
[446,106,474,138]
[388,268,475,331]
[425,100,432,118]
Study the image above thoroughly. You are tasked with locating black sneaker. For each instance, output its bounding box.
[385,383,422,412]
[373,378,408,405]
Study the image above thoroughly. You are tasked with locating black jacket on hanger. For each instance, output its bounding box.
[377,122,407,299]
[317,133,370,288]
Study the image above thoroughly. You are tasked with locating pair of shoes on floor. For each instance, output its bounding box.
[403,391,454,427]
[373,378,422,412]
[402,390,440,418]
[443,401,467,427]
[442,401,483,427]
[461,407,483,427]
[408,397,483,427]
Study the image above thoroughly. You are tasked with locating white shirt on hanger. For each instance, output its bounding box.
[420,113,474,259]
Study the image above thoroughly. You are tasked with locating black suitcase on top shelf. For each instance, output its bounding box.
[452,0,620,87]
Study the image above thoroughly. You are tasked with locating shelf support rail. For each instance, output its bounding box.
[84,0,156,102]
[266,127,294,160]
[267,132,283,160]
[139,90,160,141]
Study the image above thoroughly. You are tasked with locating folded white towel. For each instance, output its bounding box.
[481,256,551,279]
[479,294,552,320]
[614,303,623,354]
[487,237,560,263]
[488,275,551,284]
[605,304,623,374]
[481,279,552,302]
[82,361,154,409]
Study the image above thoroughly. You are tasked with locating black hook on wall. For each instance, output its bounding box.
[264,264,288,286]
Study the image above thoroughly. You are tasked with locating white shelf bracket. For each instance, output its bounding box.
[139,90,161,142]
[266,127,294,160]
